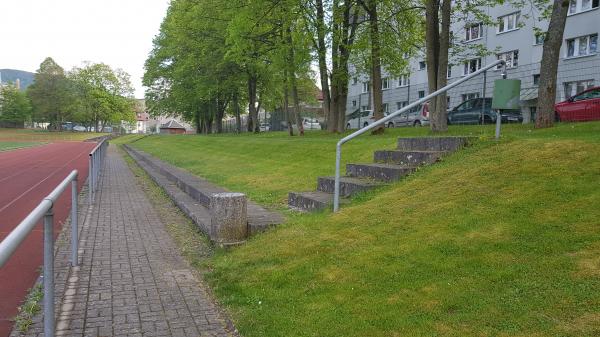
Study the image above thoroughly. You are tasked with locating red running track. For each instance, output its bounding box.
[0,142,95,336]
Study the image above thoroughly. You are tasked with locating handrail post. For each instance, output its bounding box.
[333,142,342,212]
[71,178,78,267]
[88,153,93,203]
[43,209,55,337]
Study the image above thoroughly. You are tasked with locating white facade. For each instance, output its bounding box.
[347,1,600,122]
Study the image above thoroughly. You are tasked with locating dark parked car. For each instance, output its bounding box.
[447,97,522,125]
[555,86,600,122]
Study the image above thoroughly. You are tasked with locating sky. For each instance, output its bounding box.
[0,0,170,98]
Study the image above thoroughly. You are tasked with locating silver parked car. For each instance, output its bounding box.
[387,102,430,127]
[302,118,322,130]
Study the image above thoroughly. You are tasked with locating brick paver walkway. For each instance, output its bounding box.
[14,146,235,337]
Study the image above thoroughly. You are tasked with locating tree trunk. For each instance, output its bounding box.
[315,0,331,128]
[247,75,258,132]
[536,0,569,128]
[364,0,384,135]
[434,0,450,132]
[233,92,241,133]
[287,27,305,136]
[283,69,294,136]
[425,0,450,132]
[329,0,358,133]
[337,89,348,132]
[195,109,201,133]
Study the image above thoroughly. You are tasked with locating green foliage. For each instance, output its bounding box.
[26,57,74,129]
[145,0,325,133]
[26,58,135,130]
[0,84,32,124]
[69,62,136,128]
[13,284,43,333]
[350,0,424,78]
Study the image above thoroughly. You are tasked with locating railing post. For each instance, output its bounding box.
[71,178,78,267]
[88,154,93,204]
[333,142,342,212]
[43,210,55,337]
[481,70,487,125]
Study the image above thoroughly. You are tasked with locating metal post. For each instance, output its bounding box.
[495,63,508,140]
[71,178,78,266]
[495,110,502,140]
[43,210,55,337]
[333,143,342,212]
[481,70,487,125]
[88,154,93,203]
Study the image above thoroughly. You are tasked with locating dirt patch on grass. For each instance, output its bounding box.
[571,243,600,278]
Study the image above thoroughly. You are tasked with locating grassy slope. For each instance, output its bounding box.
[127,122,600,336]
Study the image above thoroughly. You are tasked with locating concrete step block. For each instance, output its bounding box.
[396,137,472,152]
[373,150,446,166]
[346,163,415,182]
[288,191,351,212]
[317,176,383,197]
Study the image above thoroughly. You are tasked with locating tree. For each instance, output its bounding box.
[424,0,451,133]
[69,62,135,131]
[27,57,74,130]
[0,84,32,127]
[535,0,569,128]
[350,0,422,134]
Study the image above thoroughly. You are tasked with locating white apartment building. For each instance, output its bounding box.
[347,0,600,122]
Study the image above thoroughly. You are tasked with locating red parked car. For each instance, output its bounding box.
[554,86,600,122]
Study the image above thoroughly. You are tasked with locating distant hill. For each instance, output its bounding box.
[0,69,35,90]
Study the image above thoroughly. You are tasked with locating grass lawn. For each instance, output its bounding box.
[0,128,107,142]
[0,141,42,152]
[122,122,600,336]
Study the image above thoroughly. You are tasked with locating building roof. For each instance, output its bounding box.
[160,119,186,129]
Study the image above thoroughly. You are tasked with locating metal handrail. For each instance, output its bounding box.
[333,59,506,212]
[88,138,109,203]
[0,170,79,337]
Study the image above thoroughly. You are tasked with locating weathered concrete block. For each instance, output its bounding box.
[317,176,382,197]
[210,192,248,244]
[396,137,471,151]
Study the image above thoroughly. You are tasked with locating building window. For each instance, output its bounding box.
[564,79,594,99]
[397,75,410,87]
[465,23,483,41]
[497,12,520,34]
[534,31,546,45]
[533,74,540,86]
[463,58,482,75]
[462,92,480,102]
[566,34,598,58]
[418,90,425,98]
[352,77,358,84]
[362,82,370,93]
[497,50,519,69]
[382,77,390,90]
[382,103,389,113]
[447,64,453,78]
[397,101,408,109]
[361,105,369,111]
[419,61,426,70]
[568,0,599,14]
[352,100,357,107]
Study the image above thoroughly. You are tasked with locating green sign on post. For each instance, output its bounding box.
[492,79,521,110]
